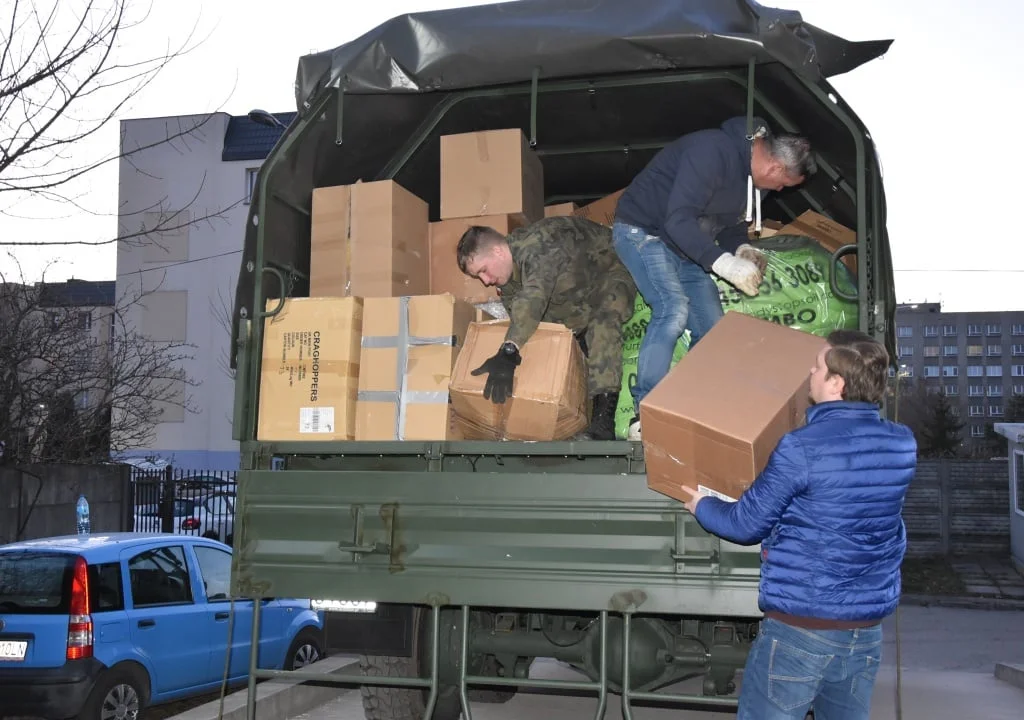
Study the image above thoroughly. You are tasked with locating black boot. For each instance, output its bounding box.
[583,392,619,441]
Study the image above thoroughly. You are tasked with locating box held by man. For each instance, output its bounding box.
[640,312,828,503]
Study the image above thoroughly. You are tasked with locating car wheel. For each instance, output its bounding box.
[76,663,149,720]
[284,628,324,670]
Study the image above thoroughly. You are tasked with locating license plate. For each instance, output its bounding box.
[0,640,27,661]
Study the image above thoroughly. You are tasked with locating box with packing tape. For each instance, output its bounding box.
[639,311,828,503]
[449,320,589,441]
[428,213,525,305]
[257,297,363,442]
[310,179,430,298]
[356,294,477,441]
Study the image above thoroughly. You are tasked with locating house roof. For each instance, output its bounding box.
[37,280,116,308]
[221,112,297,162]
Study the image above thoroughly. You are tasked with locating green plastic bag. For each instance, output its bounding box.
[613,234,858,439]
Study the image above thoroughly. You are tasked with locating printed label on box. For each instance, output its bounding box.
[698,485,737,503]
[300,407,335,434]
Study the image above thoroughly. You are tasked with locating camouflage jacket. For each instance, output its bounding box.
[499,215,631,347]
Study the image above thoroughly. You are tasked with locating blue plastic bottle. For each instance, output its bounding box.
[76,495,91,536]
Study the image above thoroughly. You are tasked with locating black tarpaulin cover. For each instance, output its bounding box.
[293,0,890,107]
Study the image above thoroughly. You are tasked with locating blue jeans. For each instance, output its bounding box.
[611,221,724,412]
[738,618,883,720]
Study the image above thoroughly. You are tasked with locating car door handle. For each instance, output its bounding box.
[215,612,230,620]
[138,619,156,628]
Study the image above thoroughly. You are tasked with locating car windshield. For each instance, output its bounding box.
[0,551,74,614]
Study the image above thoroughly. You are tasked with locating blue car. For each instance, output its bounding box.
[0,532,324,719]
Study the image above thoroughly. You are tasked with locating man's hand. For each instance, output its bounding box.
[471,341,522,404]
[677,485,707,515]
[736,243,768,274]
[711,252,763,297]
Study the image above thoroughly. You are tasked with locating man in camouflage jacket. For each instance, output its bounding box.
[457,215,636,440]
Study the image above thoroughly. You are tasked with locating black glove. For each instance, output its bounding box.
[471,341,522,404]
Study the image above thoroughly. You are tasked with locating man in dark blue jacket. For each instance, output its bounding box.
[614,117,815,440]
[679,329,917,720]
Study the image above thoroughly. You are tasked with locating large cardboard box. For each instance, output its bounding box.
[356,294,476,441]
[428,213,525,304]
[639,312,828,503]
[572,189,625,227]
[257,297,363,442]
[449,320,588,441]
[776,210,857,275]
[310,180,430,298]
[440,129,545,222]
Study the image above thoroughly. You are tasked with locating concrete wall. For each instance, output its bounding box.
[0,464,132,545]
[903,459,1010,557]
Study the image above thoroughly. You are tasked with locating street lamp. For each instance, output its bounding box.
[247,109,286,129]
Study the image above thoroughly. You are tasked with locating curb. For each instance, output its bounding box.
[901,594,1024,612]
[994,662,1024,690]
[168,655,360,720]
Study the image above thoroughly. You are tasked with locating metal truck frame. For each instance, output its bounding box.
[227,5,896,718]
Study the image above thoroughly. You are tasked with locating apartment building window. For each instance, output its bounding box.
[900,366,914,378]
[988,345,1002,357]
[967,324,982,336]
[923,346,940,358]
[950,406,960,416]
[969,385,984,397]
[969,406,984,417]
[943,345,958,357]
[988,385,1003,397]
[987,324,1002,336]
[971,425,985,438]
[926,386,942,395]
[924,326,938,337]
[244,167,260,204]
[1012,345,1024,356]
[944,384,959,396]
[923,366,940,378]
[1013,365,1024,377]
[1013,324,1024,336]
[897,326,913,338]
[991,406,1004,417]
[898,346,914,358]
[1015,384,1024,396]
[77,311,92,330]
[987,366,1003,377]
[967,345,983,357]
[943,325,957,337]
[967,366,984,377]
[942,366,958,378]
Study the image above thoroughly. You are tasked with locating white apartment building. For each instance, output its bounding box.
[115,110,293,470]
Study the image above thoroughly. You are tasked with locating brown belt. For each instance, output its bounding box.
[765,611,881,630]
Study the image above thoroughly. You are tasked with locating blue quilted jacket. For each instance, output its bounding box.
[694,401,917,622]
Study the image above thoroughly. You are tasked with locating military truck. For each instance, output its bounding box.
[228,1,897,718]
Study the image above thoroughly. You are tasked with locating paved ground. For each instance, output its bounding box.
[951,555,1024,599]
[284,604,1024,720]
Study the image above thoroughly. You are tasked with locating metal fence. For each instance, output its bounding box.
[130,466,238,546]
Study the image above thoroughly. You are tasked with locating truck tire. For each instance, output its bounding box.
[359,654,462,720]
[467,656,516,704]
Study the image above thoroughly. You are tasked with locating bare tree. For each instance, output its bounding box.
[0,0,242,248]
[0,256,198,464]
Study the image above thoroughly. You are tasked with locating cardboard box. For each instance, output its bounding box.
[449,320,589,441]
[639,312,827,503]
[747,219,784,239]
[257,297,363,442]
[440,129,545,222]
[428,213,526,304]
[572,189,625,227]
[544,202,578,217]
[310,180,430,298]
[776,210,857,275]
[356,294,476,441]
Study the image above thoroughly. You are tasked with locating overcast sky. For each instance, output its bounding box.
[1,0,1021,312]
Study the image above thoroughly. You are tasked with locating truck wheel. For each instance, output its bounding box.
[359,654,462,720]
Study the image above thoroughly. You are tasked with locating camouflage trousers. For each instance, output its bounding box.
[571,268,636,396]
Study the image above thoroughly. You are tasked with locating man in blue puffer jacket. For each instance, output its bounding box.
[680,329,917,720]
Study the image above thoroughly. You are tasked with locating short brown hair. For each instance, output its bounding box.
[456,226,506,274]
[824,329,889,405]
